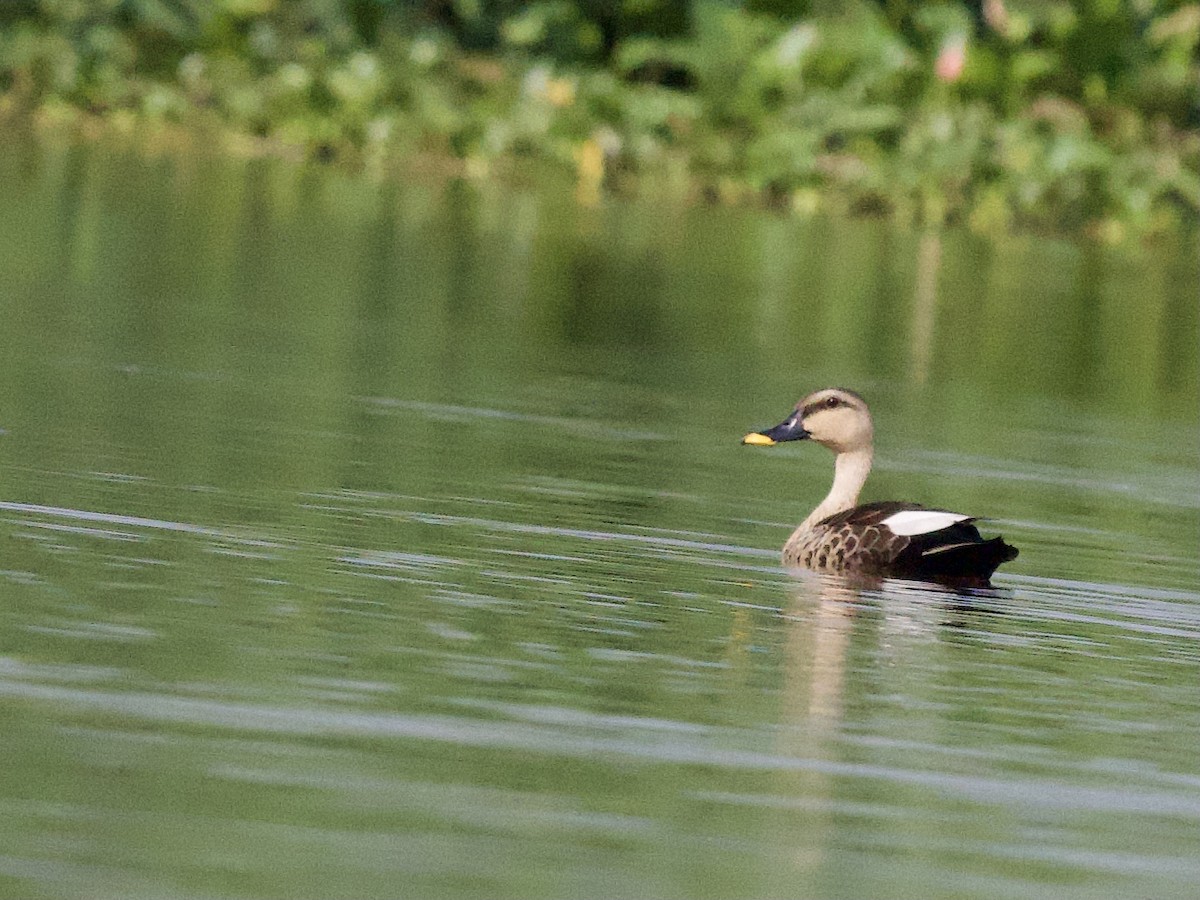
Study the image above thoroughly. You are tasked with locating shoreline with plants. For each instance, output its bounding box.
[1,1,1196,243]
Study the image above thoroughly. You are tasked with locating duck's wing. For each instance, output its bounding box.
[817,500,935,529]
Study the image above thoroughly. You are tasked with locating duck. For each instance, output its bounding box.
[742,387,1018,582]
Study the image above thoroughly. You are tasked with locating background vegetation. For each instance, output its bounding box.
[1,0,1197,240]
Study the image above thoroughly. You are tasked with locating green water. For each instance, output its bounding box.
[0,137,1198,900]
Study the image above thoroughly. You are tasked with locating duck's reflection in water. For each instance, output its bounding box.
[765,573,860,881]
[779,572,1010,722]
[780,574,863,726]
[767,571,1011,885]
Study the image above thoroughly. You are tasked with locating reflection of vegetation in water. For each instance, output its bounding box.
[0,1,1195,241]
[2,136,1194,423]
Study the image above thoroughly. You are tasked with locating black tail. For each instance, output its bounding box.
[912,536,1018,582]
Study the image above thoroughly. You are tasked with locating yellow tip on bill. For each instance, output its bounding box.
[742,432,776,446]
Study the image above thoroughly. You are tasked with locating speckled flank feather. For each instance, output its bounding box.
[785,504,911,572]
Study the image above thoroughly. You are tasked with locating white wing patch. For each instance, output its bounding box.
[882,509,970,536]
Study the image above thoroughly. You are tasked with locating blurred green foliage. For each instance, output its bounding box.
[0,0,1196,240]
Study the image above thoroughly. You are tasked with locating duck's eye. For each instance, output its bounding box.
[824,396,840,409]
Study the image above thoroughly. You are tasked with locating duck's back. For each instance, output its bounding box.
[784,501,1018,581]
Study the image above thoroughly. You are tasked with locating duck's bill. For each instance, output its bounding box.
[741,432,777,446]
[742,416,809,446]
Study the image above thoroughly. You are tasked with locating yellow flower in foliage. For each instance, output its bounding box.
[521,67,575,107]
[575,136,604,206]
[543,77,576,108]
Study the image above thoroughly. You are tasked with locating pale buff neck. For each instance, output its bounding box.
[794,447,874,534]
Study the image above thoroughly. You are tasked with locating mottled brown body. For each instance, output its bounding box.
[784,500,919,573]
[784,521,907,573]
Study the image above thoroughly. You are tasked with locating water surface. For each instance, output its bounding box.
[0,136,1198,899]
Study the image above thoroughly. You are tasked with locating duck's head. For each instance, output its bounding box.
[742,387,874,454]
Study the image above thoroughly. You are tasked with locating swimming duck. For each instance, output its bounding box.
[743,387,1018,581]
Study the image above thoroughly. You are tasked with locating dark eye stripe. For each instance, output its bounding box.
[801,397,847,418]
